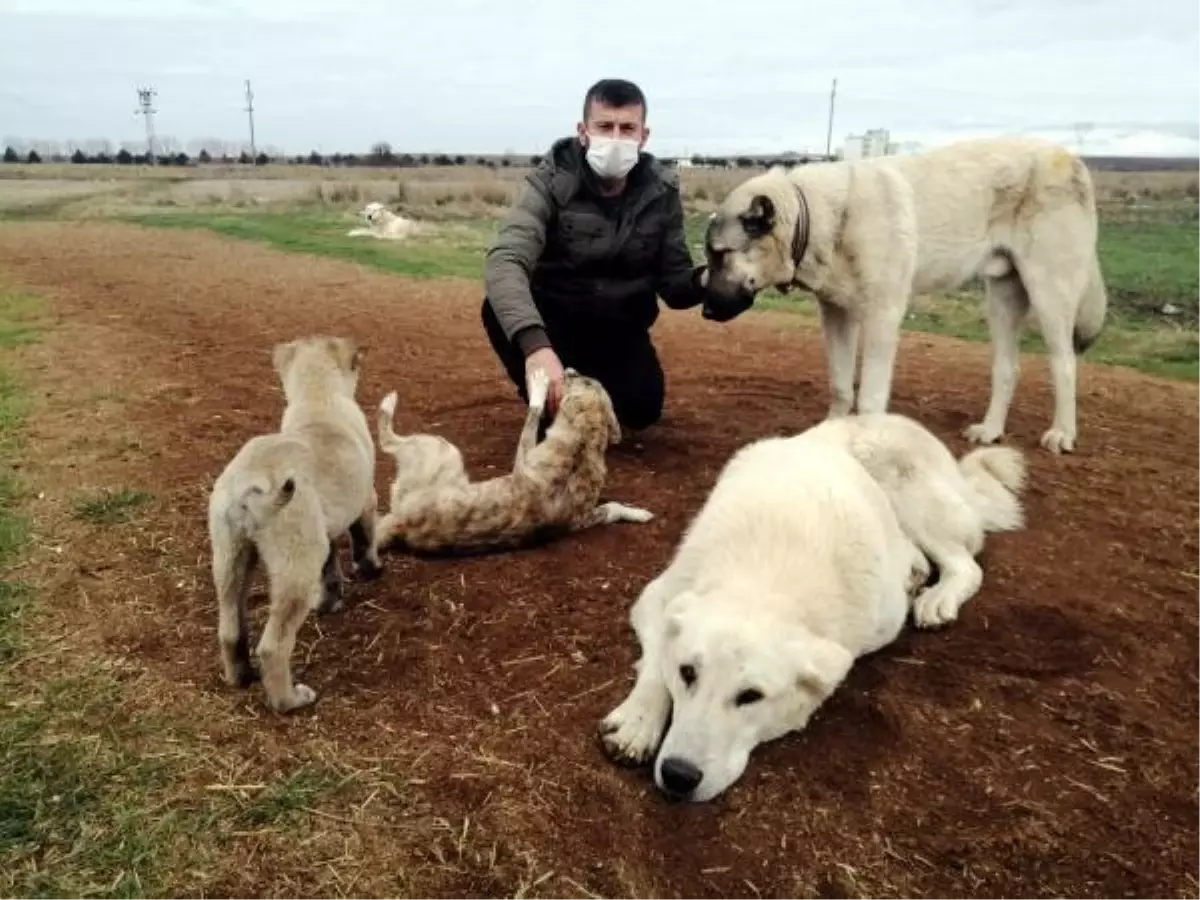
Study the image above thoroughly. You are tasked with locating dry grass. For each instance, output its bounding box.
[0,289,495,898]
[2,159,1195,222]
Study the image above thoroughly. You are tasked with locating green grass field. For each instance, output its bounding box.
[125,200,1200,381]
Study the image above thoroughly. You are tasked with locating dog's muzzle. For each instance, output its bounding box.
[701,289,755,323]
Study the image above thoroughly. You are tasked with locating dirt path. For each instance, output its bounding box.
[1,221,1196,898]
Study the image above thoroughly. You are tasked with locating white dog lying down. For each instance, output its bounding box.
[346,201,418,241]
[599,413,1027,802]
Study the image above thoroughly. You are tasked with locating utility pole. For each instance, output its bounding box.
[135,86,158,164]
[824,77,838,160]
[244,79,257,161]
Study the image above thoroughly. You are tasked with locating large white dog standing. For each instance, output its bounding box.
[698,136,1109,454]
[598,413,1027,802]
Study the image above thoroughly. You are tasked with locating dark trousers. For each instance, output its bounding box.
[480,298,665,431]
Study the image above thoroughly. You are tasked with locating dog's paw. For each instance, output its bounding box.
[271,683,318,713]
[527,367,550,411]
[905,550,932,600]
[316,579,344,616]
[228,660,260,689]
[353,556,384,582]
[624,506,655,524]
[598,697,666,767]
[317,594,344,616]
[912,586,962,630]
[379,391,398,417]
[1039,426,1075,454]
[964,422,1003,445]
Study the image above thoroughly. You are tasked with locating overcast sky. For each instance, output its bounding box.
[1,0,1197,157]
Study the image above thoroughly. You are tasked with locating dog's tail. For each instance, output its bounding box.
[957,446,1027,533]
[234,472,299,531]
[376,390,403,454]
[1073,254,1108,354]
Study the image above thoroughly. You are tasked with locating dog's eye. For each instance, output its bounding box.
[735,688,764,707]
[679,664,696,687]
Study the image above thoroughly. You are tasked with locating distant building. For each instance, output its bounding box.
[842,128,893,161]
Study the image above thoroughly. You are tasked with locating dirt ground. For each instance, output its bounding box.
[1,221,1197,899]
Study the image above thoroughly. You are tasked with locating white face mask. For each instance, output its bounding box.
[585,134,641,180]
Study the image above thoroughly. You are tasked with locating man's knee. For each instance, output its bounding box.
[614,394,663,431]
[606,358,665,431]
[480,297,526,394]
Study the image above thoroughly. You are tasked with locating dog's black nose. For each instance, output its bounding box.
[659,756,703,796]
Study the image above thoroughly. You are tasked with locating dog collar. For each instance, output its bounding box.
[773,185,810,295]
[791,185,811,270]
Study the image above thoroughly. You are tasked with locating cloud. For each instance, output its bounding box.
[0,0,1196,156]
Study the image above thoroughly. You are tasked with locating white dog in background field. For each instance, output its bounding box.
[599,412,1027,803]
[699,136,1109,454]
[346,201,419,241]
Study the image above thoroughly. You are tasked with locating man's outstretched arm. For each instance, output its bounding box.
[484,171,555,353]
[654,191,707,311]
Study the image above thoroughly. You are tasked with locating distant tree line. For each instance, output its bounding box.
[1,140,827,170]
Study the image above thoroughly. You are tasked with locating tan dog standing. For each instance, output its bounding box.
[699,136,1109,454]
[373,367,653,556]
[207,336,382,713]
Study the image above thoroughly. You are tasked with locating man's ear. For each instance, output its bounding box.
[792,634,854,704]
[741,194,776,239]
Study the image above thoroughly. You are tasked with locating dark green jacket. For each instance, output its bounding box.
[484,136,704,355]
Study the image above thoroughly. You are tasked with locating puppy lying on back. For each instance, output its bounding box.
[207,336,382,714]
[373,368,653,556]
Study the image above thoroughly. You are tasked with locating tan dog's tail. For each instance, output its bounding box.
[376,390,404,454]
[957,446,1027,534]
[1073,254,1109,354]
[236,473,299,531]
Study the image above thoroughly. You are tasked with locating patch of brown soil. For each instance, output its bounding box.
[1,221,1196,898]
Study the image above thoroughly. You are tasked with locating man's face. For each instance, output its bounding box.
[577,100,650,149]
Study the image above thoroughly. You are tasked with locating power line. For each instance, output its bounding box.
[244,79,257,161]
[135,86,157,164]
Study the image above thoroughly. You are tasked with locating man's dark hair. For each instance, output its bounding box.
[582,78,647,122]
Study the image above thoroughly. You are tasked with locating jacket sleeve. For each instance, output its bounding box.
[483,170,555,355]
[654,188,705,311]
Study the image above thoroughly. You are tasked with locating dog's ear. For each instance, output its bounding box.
[271,339,300,381]
[662,590,701,643]
[791,633,853,705]
[741,194,776,239]
[327,337,364,373]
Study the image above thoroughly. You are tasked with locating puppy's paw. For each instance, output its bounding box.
[912,585,962,630]
[599,696,667,767]
[353,556,384,582]
[527,367,550,411]
[1039,426,1075,454]
[905,549,932,599]
[317,577,344,616]
[623,506,654,524]
[228,660,260,689]
[964,422,1003,445]
[277,683,318,713]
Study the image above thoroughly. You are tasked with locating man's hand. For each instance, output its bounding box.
[525,347,564,417]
